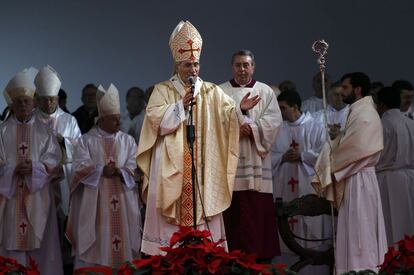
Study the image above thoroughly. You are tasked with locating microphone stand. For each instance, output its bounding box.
[187,78,197,230]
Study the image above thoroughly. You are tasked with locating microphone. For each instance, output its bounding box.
[188,76,196,92]
[187,76,196,125]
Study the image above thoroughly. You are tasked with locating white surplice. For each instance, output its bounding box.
[66,126,141,267]
[376,109,414,246]
[220,80,282,193]
[271,113,327,245]
[271,112,330,246]
[271,112,330,274]
[0,115,63,275]
[121,110,145,145]
[35,107,81,215]
[313,105,349,131]
[301,96,323,114]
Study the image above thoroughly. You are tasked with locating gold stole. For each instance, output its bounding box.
[180,94,200,226]
[101,136,125,264]
[15,123,34,250]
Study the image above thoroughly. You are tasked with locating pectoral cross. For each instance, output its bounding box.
[290,139,299,150]
[288,177,299,193]
[178,39,200,61]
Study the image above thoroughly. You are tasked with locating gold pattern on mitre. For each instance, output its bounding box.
[4,67,38,103]
[96,83,120,118]
[169,20,202,62]
[35,65,62,97]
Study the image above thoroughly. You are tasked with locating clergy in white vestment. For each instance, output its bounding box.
[120,86,146,144]
[376,86,414,246]
[34,65,81,217]
[0,67,63,275]
[220,50,282,261]
[313,82,349,139]
[271,91,328,256]
[301,72,332,114]
[66,84,141,267]
[137,21,260,256]
[392,80,414,119]
[312,72,387,274]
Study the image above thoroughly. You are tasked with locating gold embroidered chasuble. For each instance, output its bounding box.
[137,76,240,226]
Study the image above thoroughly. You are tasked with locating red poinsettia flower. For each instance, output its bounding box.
[74,228,291,274]
[169,226,212,247]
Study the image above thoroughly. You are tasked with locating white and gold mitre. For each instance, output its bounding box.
[96,83,120,117]
[34,65,61,97]
[4,67,38,103]
[169,20,202,62]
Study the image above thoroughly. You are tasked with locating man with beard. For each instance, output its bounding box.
[312,72,387,273]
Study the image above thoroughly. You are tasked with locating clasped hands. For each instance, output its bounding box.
[282,149,301,163]
[15,159,32,175]
[328,123,341,140]
[103,163,121,178]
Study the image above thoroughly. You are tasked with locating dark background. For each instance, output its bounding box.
[1,0,413,112]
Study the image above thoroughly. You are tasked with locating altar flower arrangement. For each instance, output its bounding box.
[0,256,39,275]
[75,227,294,275]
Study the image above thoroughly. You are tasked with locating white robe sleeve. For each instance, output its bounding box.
[0,129,15,198]
[301,122,326,176]
[159,100,186,136]
[249,91,282,154]
[63,117,82,162]
[28,161,49,193]
[119,136,139,189]
[0,164,16,198]
[72,136,103,188]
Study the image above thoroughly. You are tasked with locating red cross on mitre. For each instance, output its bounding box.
[19,142,29,156]
[289,139,299,150]
[288,217,298,231]
[112,235,121,251]
[110,195,119,212]
[288,177,299,193]
[19,220,28,235]
[178,39,200,61]
[108,158,116,166]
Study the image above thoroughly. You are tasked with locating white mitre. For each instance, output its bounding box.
[96,83,120,118]
[169,20,202,62]
[34,65,61,97]
[4,67,38,103]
